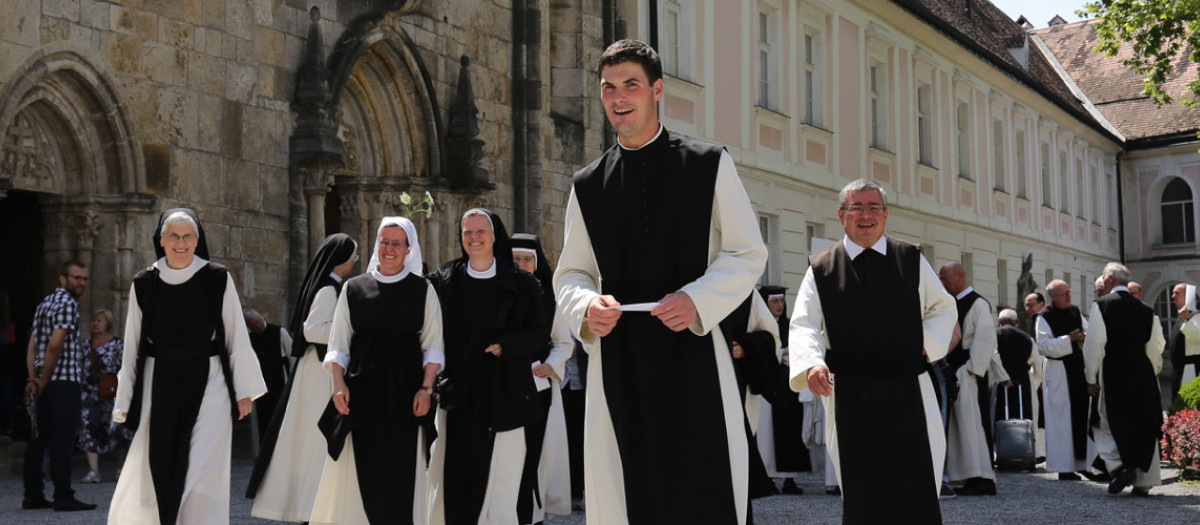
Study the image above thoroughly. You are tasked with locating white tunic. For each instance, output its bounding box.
[945,288,999,482]
[534,311,574,521]
[309,269,444,525]
[1036,314,1089,473]
[251,278,340,522]
[1083,296,1165,488]
[110,257,268,525]
[553,147,767,525]
[788,236,956,497]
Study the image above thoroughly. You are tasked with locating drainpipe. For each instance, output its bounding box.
[511,0,543,233]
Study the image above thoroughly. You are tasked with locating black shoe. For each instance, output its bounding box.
[1107,467,1136,495]
[781,479,804,495]
[52,498,97,512]
[1131,487,1151,497]
[825,486,841,495]
[21,497,52,510]
[1057,472,1081,481]
[955,477,997,496]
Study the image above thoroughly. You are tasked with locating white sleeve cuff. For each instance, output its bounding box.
[423,348,446,367]
[324,350,351,375]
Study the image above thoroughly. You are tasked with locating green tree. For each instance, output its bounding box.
[1082,0,1200,108]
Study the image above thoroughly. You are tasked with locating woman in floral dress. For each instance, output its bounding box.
[78,309,133,482]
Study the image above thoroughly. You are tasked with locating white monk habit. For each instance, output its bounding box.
[110,257,268,525]
[554,145,767,525]
[251,276,339,521]
[1036,315,1090,473]
[1083,289,1165,491]
[945,287,1000,483]
[789,236,955,505]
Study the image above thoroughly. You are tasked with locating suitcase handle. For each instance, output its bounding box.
[1004,383,1025,420]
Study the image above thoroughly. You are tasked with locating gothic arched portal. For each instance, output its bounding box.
[0,47,153,323]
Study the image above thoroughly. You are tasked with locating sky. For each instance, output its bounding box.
[988,0,1090,28]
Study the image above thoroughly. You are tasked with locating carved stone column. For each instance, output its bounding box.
[74,210,103,314]
[301,163,335,260]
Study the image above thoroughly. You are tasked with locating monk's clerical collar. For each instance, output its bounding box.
[467,258,497,279]
[843,235,888,260]
[371,268,411,283]
[617,124,665,151]
[330,272,344,283]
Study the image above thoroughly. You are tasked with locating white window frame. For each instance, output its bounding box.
[1075,157,1085,219]
[1015,127,1027,199]
[956,100,971,179]
[869,61,889,150]
[1041,142,1052,207]
[659,0,694,81]
[917,83,933,166]
[756,4,781,111]
[802,29,825,126]
[993,118,1005,191]
[1059,149,1069,212]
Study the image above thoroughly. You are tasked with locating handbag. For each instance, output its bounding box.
[89,343,118,399]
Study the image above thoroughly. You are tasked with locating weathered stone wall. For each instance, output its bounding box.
[0,0,608,324]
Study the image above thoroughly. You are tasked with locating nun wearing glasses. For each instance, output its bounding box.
[110,208,267,525]
[309,216,445,525]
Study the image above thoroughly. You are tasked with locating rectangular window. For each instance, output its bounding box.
[1080,274,1088,305]
[920,243,935,266]
[757,9,779,110]
[998,258,1009,308]
[1076,159,1085,219]
[870,65,885,148]
[918,84,933,165]
[1045,268,1054,288]
[804,34,817,124]
[957,102,971,179]
[1041,143,1052,206]
[1016,130,1027,198]
[993,119,1005,191]
[1091,167,1100,223]
[1059,151,1069,211]
[1108,172,1117,226]
[663,1,681,77]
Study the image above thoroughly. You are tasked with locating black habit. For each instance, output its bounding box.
[573,129,739,524]
[810,238,941,525]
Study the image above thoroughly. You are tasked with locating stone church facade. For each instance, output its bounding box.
[0,0,616,329]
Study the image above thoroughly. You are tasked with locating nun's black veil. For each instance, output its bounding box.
[288,233,357,356]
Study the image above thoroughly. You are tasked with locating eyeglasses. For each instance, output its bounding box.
[164,233,197,243]
[840,205,887,216]
[379,240,407,250]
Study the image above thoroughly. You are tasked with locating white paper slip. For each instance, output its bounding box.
[532,361,551,391]
[1188,284,1197,312]
[616,302,660,312]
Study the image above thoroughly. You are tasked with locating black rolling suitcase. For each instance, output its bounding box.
[994,384,1036,471]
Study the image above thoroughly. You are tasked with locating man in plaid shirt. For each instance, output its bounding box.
[21,260,96,512]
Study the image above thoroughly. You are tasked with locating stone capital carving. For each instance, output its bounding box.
[73,210,104,251]
[299,162,335,195]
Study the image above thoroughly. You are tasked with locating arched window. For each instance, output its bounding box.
[1161,178,1195,244]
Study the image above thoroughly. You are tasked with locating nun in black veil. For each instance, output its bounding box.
[110,208,267,525]
[247,233,358,521]
[510,233,574,522]
[427,208,548,525]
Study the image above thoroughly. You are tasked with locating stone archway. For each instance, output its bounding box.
[0,47,153,321]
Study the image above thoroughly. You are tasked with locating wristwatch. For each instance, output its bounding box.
[423,385,434,396]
